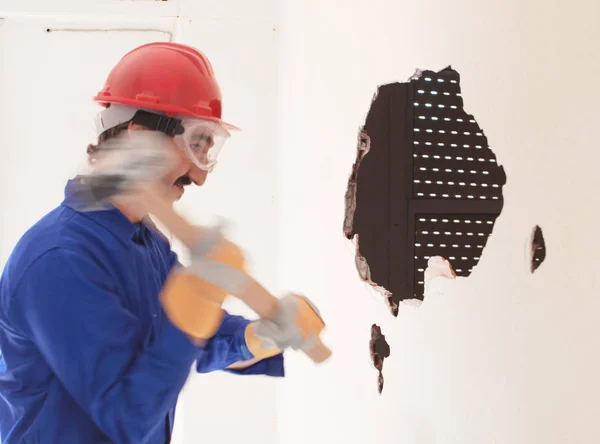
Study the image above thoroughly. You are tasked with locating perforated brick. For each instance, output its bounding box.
[345,66,506,310]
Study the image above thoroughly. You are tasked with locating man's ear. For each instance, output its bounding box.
[127,122,150,134]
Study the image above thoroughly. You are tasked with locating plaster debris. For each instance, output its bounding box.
[343,128,370,237]
[408,68,423,81]
[352,234,398,315]
[369,324,390,394]
[424,256,457,292]
[344,128,399,315]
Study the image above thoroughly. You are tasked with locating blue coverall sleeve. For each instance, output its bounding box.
[9,248,198,444]
[167,256,285,377]
[196,313,285,377]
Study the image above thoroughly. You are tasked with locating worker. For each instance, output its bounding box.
[0,42,322,443]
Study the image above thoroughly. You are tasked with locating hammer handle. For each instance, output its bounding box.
[140,187,332,363]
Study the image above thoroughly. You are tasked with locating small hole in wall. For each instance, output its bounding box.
[530,225,546,273]
[370,324,390,394]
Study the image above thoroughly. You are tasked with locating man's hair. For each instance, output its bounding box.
[86,120,131,163]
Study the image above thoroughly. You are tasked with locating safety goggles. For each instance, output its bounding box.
[128,111,230,172]
[173,117,231,172]
[96,106,231,172]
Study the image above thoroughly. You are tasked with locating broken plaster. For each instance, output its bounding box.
[352,234,398,315]
[344,128,399,315]
[343,127,370,237]
[424,256,457,292]
[408,68,423,82]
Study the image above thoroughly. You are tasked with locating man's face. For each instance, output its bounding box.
[128,124,210,205]
[160,135,209,204]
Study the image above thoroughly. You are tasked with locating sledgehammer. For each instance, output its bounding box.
[74,132,332,364]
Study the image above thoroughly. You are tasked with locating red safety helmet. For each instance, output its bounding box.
[93,42,239,131]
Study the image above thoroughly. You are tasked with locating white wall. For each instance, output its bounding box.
[276,0,600,443]
[3,0,600,443]
[0,1,281,443]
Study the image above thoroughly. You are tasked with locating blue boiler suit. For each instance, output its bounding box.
[0,179,284,443]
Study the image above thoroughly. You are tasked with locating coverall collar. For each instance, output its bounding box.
[61,177,149,245]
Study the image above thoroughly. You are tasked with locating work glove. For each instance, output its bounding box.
[244,293,326,358]
[163,222,329,360]
[160,227,246,343]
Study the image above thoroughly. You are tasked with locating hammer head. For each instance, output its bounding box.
[71,131,177,211]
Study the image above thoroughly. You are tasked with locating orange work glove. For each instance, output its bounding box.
[245,293,326,355]
[160,235,246,341]
[243,322,282,359]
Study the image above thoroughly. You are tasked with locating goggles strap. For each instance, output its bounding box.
[132,110,185,137]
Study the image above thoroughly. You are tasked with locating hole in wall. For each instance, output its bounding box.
[370,324,390,394]
[344,66,506,314]
[530,225,546,273]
